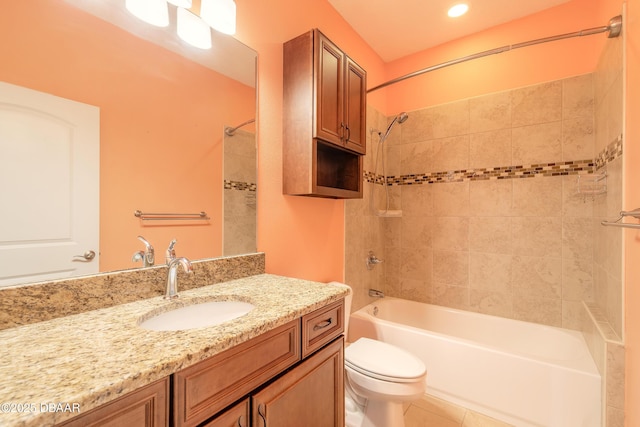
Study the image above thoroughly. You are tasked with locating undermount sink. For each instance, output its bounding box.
[139,300,255,331]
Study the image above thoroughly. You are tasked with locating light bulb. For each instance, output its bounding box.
[447,3,469,18]
[177,8,212,49]
[125,0,169,27]
[200,0,236,35]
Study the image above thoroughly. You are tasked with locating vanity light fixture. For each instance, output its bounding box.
[125,0,169,27]
[200,0,237,35]
[177,7,212,49]
[447,3,469,18]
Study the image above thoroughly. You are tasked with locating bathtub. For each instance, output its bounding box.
[348,297,601,427]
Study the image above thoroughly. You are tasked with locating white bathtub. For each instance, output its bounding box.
[348,297,601,427]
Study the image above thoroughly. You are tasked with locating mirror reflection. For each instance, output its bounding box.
[0,0,257,287]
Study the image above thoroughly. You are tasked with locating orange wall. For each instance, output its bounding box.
[625,0,640,425]
[382,0,606,114]
[0,1,255,272]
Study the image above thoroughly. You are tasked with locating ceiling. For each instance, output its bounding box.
[328,0,571,62]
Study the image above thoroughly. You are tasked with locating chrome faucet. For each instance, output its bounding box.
[165,257,193,299]
[366,251,383,270]
[132,235,155,267]
[165,239,177,264]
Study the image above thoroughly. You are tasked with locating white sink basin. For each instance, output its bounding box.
[139,300,255,331]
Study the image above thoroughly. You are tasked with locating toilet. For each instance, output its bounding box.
[328,282,427,427]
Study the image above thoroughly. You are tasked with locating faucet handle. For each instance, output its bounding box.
[136,236,155,267]
[166,239,177,264]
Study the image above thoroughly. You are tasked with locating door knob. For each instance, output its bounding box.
[72,250,96,261]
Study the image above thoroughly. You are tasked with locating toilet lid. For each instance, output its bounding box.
[345,338,426,382]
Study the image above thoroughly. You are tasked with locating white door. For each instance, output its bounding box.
[0,82,100,287]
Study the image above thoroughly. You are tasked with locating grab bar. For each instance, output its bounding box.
[601,208,640,229]
[134,210,210,221]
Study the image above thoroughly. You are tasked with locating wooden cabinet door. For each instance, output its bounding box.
[343,58,366,154]
[251,338,344,427]
[201,399,250,427]
[315,31,344,146]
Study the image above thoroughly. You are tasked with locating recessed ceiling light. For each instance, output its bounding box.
[448,3,469,18]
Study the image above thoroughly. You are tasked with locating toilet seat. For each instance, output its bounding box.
[345,338,426,383]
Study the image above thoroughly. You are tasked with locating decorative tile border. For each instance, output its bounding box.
[224,180,257,192]
[366,135,623,186]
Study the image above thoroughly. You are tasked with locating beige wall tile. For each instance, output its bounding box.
[512,255,561,299]
[469,252,511,292]
[562,217,594,260]
[562,300,586,331]
[562,257,594,302]
[401,108,433,144]
[562,117,595,161]
[400,278,431,303]
[402,216,433,249]
[431,135,469,172]
[562,74,594,120]
[469,217,511,254]
[469,129,512,169]
[400,246,433,282]
[470,289,513,318]
[511,217,562,257]
[433,282,470,310]
[469,90,512,133]
[469,179,512,217]
[513,295,562,326]
[401,141,432,175]
[606,342,625,410]
[432,182,470,216]
[433,250,469,287]
[401,184,433,216]
[512,121,562,164]
[430,99,470,139]
[432,217,469,251]
[511,81,562,127]
[512,176,562,217]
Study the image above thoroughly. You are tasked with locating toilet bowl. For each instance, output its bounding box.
[328,282,427,427]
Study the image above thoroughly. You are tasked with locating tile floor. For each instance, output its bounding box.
[403,394,514,427]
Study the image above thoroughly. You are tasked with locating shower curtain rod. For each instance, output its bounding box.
[225,118,256,136]
[367,15,622,93]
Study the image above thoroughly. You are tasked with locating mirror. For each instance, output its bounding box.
[0,0,257,287]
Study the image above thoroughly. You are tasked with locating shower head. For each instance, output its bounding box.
[381,112,409,141]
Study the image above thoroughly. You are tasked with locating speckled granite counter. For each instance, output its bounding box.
[0,274,347,427]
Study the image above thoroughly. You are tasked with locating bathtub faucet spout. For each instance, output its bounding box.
[369,289,384,298]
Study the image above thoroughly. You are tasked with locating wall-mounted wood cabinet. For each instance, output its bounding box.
[283,29,366,199]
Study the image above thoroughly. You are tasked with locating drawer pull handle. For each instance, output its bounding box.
[313,318,333,330]
[258,403,267,426]
[237,415,244,427]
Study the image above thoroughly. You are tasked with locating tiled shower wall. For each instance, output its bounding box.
[223,129,257,255]
[348,73,615,329]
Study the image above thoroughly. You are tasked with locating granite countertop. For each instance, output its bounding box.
[0,274,347,427]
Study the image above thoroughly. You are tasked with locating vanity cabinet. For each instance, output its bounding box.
[54,300,344,427]
[175,299,345,427]
[283,29,366,199]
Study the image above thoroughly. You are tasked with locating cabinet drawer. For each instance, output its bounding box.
[56,377,169,427]
[173,320,300,427]
[301,299,344,357]
[201,398,249,427]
